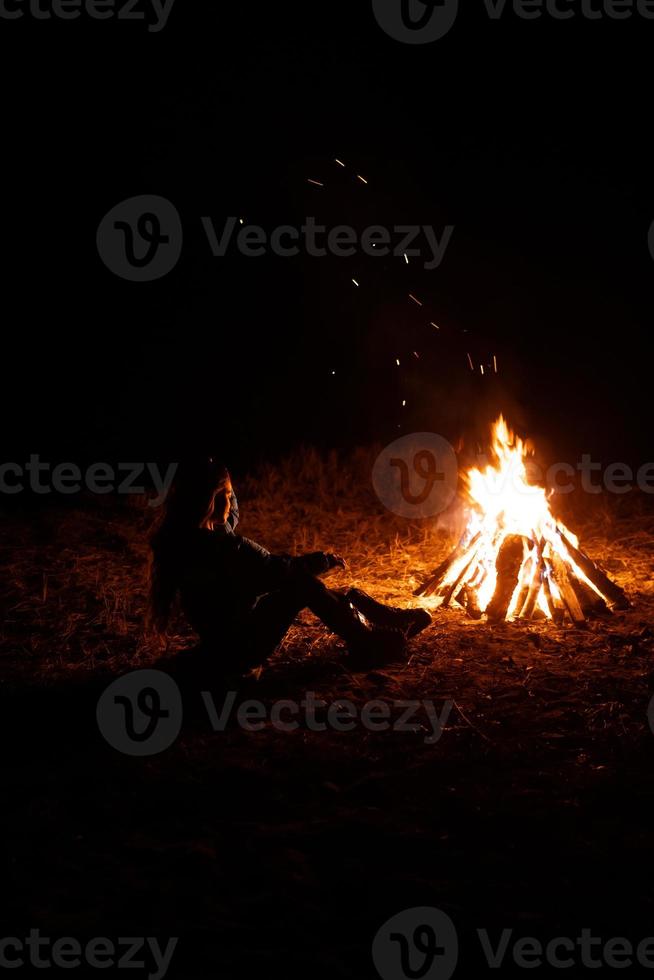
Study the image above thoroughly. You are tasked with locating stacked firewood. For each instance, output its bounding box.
[414,528,629,625]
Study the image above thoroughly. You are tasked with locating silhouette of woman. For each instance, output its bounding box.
[149,459,431,674]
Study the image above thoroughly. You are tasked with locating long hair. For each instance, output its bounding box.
[148,459,230,636]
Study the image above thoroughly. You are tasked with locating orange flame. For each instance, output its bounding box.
[435,416,606,620]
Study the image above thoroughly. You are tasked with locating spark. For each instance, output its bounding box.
[493,354,498,373]
[404,253,409,264]
[480,364,485,376]
[413,351,419,359]
[409,294,423,307]
[335,158,345,167]
[402,400,407,407]
[307,178,324,187]
[430,321,440,330]
[467,353,474,371]
[239,218,245,225]
[356,175,368,184]
[352,279,359,287]
[396,358,401,367]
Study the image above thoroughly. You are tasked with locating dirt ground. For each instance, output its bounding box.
[2,450,654,978]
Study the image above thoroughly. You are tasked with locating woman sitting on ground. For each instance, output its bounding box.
[148,459,431,674]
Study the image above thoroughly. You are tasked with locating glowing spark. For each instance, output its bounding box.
[467,353,474,371]
[409,294,423,307]
[493,355,498,373]
[404,253,409,264]
[356,175,368,184]
[402,400,407,407]
[352,279,359,287]
[335,158,345,167]
[239,218,245,225]
[430,321,440,330]
[307,179,324,187]
[413,351,419,359]
[480,365,485,376]
[396,358,400,366]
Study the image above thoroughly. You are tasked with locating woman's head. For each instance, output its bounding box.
[148,457,232,635]
[165,458,232,530]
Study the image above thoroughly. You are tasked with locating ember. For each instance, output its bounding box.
[415,416,629,624]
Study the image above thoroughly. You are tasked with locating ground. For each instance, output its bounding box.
[2,449,654,978]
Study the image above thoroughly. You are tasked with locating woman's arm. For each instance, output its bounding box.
[232,536,342,593]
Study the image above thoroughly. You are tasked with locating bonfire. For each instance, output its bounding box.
[415,416,629,624]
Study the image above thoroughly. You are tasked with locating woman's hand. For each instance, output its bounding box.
[325,553,347,571]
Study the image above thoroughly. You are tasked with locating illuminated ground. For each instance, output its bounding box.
[2,452,654,977]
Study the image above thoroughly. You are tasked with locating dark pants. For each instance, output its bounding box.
[236,574,351,669]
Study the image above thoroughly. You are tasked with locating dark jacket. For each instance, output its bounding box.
[177,524,330,641]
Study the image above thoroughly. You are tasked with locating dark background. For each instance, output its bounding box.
[1,1,652,474]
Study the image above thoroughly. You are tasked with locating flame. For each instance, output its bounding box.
[434,416,607,620]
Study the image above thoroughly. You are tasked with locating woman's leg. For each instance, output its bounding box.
[242,575,351,664]
[345,588,432,637]
[241,574,407,669]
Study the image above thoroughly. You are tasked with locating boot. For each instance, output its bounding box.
[345,588,432,639]
[322,595,407,668]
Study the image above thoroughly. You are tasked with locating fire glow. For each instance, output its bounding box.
[416,417,629,624]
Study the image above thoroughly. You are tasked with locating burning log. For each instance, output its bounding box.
[412,416,630,626]
[486,535,524,621]
[542,568,565,624]
[570,576,609,618]
[556,529,629,610]
[517,538,545,619]
[440,544,482,608]
[414,532,481,598]
[462,586,483,619]
[550,552,586,626]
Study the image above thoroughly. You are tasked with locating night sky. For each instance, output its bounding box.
[2,1,652,476]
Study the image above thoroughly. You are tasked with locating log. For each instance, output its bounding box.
[570,576,609,617]
[486,535,525,622]
[542,562,565,623]
[518,538,545,620]
[413,555,454,597]
[550,552,585,625]
[441,547,481,608]
[556,529,629,609]
[455,585,483,619]
[414,531,481,597]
